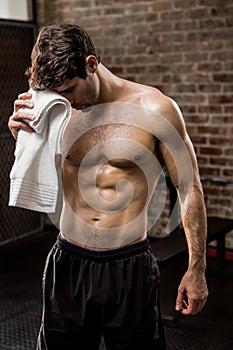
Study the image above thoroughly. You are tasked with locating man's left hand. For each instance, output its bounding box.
[175,269,208,315]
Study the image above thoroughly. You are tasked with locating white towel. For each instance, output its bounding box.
[9,88,72,221]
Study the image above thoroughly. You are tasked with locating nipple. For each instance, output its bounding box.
[134,155,141,161]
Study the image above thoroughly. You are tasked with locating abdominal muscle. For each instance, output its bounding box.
[59,162,150,250]
[60,197,148,250]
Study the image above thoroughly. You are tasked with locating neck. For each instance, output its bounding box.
[95,64,124,104]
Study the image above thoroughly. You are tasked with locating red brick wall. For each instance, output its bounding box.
[35,0,233,241]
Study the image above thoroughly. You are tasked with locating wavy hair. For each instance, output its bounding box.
[26,24,100,90]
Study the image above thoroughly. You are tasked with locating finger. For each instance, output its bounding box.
[11,120,35,131]
[11,112,36,122]
[185,300,198,315]
[8,120,35,139]
[14,100,34,112]
[14,124,35,139]
[191,293,208,315]
[18,92,32,100]
[175,289,185,312]
[9,114,36,133]
[195,299,207,314]
[180,299,201,315]
[19,123,35,133]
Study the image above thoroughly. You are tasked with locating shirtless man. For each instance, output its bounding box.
[8,24,208,350]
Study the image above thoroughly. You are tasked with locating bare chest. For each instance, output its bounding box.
[64,124,156,167]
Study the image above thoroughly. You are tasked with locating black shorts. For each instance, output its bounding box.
[37,234,166,350]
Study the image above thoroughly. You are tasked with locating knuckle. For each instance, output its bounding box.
[178,285,184,292]
[190,294,199,301]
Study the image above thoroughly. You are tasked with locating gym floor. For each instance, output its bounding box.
[0,227,232,350]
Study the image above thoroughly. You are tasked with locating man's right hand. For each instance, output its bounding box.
[8,92,36,140]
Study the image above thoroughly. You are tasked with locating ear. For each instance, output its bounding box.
[86,55,98,73]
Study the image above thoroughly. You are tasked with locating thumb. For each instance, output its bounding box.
[175,288,185,311]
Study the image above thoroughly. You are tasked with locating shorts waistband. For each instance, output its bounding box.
[57,233,150,260]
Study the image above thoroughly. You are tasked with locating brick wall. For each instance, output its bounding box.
[35,0,233,243]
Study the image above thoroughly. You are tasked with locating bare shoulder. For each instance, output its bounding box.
[120,79,187,138]
[136,84,187,138]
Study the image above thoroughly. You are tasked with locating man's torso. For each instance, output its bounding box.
[60,87,166,249]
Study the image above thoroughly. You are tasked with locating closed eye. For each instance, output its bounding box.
[63,87,73,94]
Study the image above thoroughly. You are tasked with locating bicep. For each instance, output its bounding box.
[157,122,200,200]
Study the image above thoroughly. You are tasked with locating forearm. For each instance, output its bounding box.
[179,185,207,273]
[175,185,209,315]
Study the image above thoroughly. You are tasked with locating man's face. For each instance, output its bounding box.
[53,75,98,110]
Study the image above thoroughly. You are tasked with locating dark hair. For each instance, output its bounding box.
[26,24,100,90]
